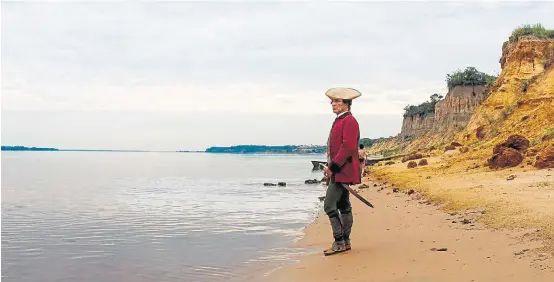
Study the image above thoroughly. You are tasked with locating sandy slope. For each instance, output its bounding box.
[261,177,554,282]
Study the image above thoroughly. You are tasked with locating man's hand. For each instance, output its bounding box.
[324,166,333,178]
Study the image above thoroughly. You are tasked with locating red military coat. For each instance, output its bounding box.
[327,112,361,184]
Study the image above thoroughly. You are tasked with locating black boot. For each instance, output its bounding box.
[323,215,346,256]
[341,212,353,250]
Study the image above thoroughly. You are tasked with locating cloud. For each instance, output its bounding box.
[2,74,442,115]
[1,110,402,150]
[2,1,554,149]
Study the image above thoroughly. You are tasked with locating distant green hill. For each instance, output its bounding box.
[1,146,59,151]
[205,145,326,154]
[205,139,389,154]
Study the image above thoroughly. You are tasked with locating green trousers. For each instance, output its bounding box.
[324,181,352,217]
[324,181,353,241]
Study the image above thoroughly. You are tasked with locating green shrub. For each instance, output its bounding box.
[359,137,394,148]
[509,23,554,43]
[521,79,529,93]
[501,99,520,119]
[446,67,497,91]
[403,94,443,117]
[544,126,554,137]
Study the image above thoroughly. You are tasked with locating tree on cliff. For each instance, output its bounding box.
[403,94,443,118]
[446,67,497,91]
[430,93,443,103]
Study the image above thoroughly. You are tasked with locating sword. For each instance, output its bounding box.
[341,183,374,208]
[319,163,375,208]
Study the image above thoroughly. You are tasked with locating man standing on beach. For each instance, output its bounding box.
[322,87,362,256]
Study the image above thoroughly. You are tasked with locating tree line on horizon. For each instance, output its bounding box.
[205,145,326,154]
[1,146,59,151]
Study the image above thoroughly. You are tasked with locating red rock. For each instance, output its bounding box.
[492,144,504,155]
[418,159,428,166]
[451,142,463,147]
[534,148,554,169]
[494,135,530,154]
[476,126,486,140]
[402,153,424,163]
[488,147,524,169]
[407,161,418,169]
[444,145,456,152]
[506,135,530,151]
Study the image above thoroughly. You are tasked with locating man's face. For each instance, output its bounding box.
[331,98,348,114]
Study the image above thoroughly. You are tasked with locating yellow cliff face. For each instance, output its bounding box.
[367,38,554,157]
[461,38,554,154]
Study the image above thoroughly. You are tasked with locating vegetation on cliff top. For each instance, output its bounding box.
[446,67,497,91]
[402,94,443,118]
[509,23,554,43]
[403,67,497,118]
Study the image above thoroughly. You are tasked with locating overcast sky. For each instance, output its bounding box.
[2,1,554,151]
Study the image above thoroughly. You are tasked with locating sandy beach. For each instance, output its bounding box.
[255,31,554,282]
[261,168,554,282]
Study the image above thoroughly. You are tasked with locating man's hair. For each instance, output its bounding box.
[359,144,364,149]
[343,99,352,110]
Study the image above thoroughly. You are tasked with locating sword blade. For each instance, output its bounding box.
[341,183,375,208]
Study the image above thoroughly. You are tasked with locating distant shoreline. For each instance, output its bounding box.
[1,148,323,155]
[1,146,172,153]
[2,145,327,155]
[205,145,326,154]
[1,146,60,151]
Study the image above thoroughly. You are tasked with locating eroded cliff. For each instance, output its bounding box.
[400,113,434,137]
[433,85,488,133]
[461,37,554,149]
[368,36,554,156]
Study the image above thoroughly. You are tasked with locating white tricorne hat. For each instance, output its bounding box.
[325,87,362,100]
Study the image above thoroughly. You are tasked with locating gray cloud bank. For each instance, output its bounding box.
[2,1,553,149]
